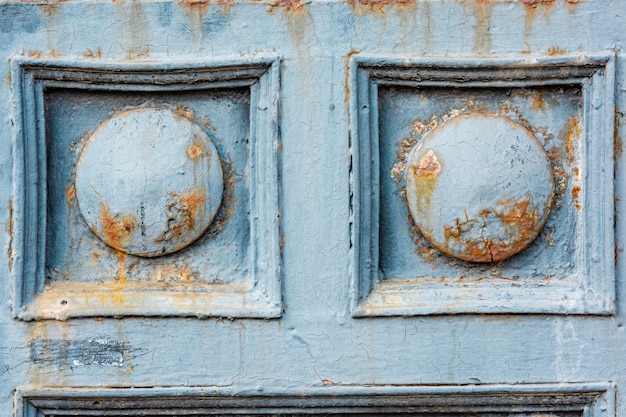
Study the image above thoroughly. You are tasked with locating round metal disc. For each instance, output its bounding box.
[75,107,223,257]
[405,113,555,263]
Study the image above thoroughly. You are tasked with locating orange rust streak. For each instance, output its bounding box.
[118,251,126,285]
[99,202,137,249]
[65,185,76,208]
[571,185,581,210]
[563,116,582,165]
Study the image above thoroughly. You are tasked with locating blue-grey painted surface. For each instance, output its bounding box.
[0,0,625,416]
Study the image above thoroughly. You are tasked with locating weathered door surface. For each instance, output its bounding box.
[0,0,625,416]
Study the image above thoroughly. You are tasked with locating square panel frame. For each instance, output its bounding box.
[14,383,615,416]
[350,53,616,317]
[10,54,282,320]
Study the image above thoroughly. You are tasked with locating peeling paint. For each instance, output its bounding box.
[30,337,136,368]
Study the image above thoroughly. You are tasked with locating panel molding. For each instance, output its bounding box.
[350,53,616,316]
[10,55,282,320]
[14,383,614,416]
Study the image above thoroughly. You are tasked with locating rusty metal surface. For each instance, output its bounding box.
[406,113,554,263]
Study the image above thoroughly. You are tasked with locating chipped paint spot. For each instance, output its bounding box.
[30,337,136,368]
[531,92,546,111]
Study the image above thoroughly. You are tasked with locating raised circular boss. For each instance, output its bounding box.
[405,113,555,263]
[75,107,224,257]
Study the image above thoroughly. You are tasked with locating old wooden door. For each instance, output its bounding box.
[0,0,624,416]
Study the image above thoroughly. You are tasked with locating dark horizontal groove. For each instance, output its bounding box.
[30,392,602,411]
[25,66,269,85]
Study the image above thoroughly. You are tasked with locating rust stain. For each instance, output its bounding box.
[268,0,306,13]
[344,50,360,104]
[442,197,545,263]
[391,136,417,183]
[99,202,137,249]
[127,48,150,59]
[471,0,493,55]
[82,48,102,59]
[346,0,416,14]
[178,0,211,8]
[571,185,581,210]
[530,92,546,111]
[65,185,76,208]
[28,51,42,58]
[118,251,127,284]
[175,105,195,121]
[562,115,582,165]
[615,107,623,159]
[410,149,441,225]
[187,144,204,159]
[157,187,207,243]
[547,46,567,55]
[156,265,198,283]
[413,149,441,177]
[38,2,61,20]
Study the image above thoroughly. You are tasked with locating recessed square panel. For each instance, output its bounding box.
[11,56,281,320]
[350,54,615,316]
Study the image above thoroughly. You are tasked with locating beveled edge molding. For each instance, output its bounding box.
[14,383,614,416]
[10,54,282,320]
[349,53,616,317]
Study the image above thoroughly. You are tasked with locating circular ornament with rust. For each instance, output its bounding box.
[405,113,555,263]
[75,107,223,257]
